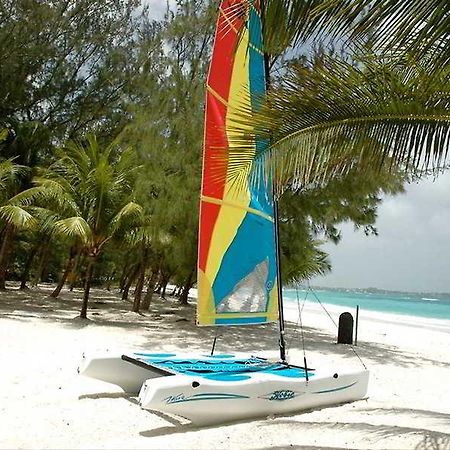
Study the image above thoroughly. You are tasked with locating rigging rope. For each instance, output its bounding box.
[298,282,368,371]
[307,281,338,328]
[295,286,309,380]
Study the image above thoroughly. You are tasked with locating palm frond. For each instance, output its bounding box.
[0,205,36,229]
[264,1,450,66]
[225,53,450,194]
[10,181,79,215]
[109,201,144,234]
[0,159,29,193]
[21,134,142,254]
[26,207,61,234]
[314,0,450,66]
[0,128,9,143]
[53,217,92,243]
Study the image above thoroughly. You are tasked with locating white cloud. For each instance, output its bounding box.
[144,0,174,20]
[310,171,450,293]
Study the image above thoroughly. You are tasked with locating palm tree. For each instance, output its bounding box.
[228,50,450,194]
[18,208,60,289]
[16,135,142,318]
[0,159,34,289]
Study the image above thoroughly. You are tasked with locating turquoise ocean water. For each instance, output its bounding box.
[283,287,450,321]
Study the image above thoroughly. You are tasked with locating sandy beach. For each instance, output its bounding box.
[1,283,449,450]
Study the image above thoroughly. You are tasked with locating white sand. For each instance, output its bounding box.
[1,283,449,450]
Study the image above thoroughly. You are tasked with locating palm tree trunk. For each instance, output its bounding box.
[119,263,131,292]
[80,257,95,319]
[20,244,39,289]
[0,225,14,290]
[31,242,49,287]
[69,254,83,291]
[51,247,77,298]
[38,243,50,282]
[179,268,195,305]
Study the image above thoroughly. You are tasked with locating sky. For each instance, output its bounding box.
[310,171,450,293]
[145,0,171,19]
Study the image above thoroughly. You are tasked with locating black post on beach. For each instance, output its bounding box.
[355,305,359,346]
[261,0,286,364]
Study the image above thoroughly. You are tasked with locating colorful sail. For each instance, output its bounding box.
[197,0,278,326]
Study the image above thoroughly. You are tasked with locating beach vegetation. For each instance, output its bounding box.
[0,158,33,289]
[14,135,142,318]
[0,0,448,318]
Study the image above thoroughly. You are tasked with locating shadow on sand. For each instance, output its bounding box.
[1,283,448,371]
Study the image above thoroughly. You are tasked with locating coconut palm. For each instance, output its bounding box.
[17,208,61,289]
[228,50,450,193]
[0,159,34,288]
[16,135,142,318]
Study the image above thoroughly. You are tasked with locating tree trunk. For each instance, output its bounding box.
[31,242,49,286]
[106,270,115,291]
[69,254,83,291]
[122,265,139,301]
[80,258,95,319]
[141,270,158,311]
[161,280,168,299]
[120,264,134,294]
[179,268,194,305]
[132,264,145,313]
[20,244,39,289]
[119,263,130,292]
[38,243,51,282]
[157,270,171,300]
[0,225,14,290]
[51,247,77,298]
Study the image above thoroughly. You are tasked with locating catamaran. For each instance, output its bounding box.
[79,0,369,425]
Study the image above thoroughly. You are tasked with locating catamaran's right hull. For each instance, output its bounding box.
[138,369,369,425]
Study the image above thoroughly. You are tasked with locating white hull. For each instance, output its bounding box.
[79,352,369,425]
[138,368,369,425]
[78,353,163,394]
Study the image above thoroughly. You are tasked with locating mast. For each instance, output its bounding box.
[273,196,287,362]
[261,0,287,363]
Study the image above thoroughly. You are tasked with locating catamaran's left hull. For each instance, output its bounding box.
[138,369,369,425]
[78,353,165,394]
